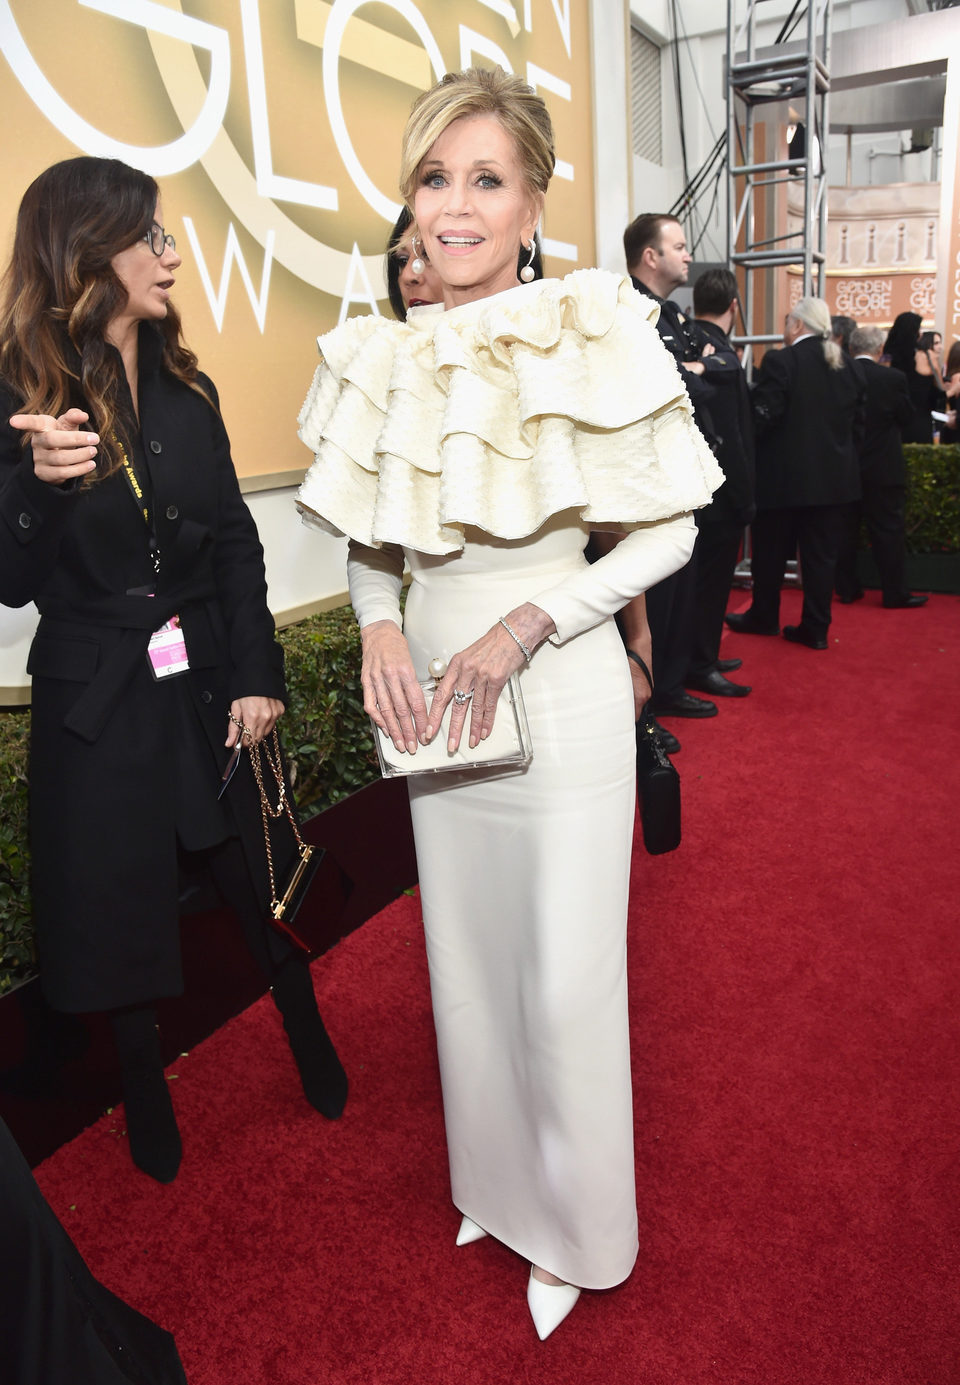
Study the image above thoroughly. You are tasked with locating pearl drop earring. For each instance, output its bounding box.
[520,241,536,283]
[410,235,425,275]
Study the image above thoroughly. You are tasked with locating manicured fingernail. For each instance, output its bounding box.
[425,724,433,740]
[481,728,489,740]
[406,738,416,753]
[448,737,456,753]
[87,434,99,443]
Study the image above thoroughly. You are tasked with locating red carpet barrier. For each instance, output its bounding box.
[29,589,960,1384]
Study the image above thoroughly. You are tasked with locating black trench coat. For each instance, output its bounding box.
[0,325,288,1012]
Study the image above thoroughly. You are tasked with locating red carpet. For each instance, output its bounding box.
[33,589,960,1384]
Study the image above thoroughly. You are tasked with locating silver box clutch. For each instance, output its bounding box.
[373,672,532,778]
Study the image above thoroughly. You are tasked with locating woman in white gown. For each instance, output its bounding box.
[297,67,722,1338]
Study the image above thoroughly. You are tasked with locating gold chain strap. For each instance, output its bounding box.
[248,729,307,912]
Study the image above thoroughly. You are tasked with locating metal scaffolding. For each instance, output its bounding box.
[725,0,833,357]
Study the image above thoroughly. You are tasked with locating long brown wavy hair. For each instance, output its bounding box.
[0,156,204,481]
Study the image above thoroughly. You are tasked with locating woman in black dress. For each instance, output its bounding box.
[883,312,941,443]
[0,157,346,1182]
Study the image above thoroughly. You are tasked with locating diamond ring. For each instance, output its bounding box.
[452,688,473,706]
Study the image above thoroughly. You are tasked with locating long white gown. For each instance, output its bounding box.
[298,271,723,1288]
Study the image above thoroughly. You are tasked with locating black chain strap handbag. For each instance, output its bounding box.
[626,651,682,856]
[248,730,352,953]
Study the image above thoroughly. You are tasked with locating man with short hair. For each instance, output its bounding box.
[835,325,927,608]
[622,215,735,720]
[683,268,755,697]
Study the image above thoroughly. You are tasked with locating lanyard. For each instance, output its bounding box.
[115,433,160,575]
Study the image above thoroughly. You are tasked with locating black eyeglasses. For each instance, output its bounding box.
[143,222,176,256]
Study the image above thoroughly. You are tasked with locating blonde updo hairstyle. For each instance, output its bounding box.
[399,66,555,213]
[788,296,843,370]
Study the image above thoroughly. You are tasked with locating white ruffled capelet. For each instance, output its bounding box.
[297,268,724,556]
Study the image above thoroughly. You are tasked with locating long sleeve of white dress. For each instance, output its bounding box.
[347,517,695,646]
[533,516,695,644]
[347,540,405,629]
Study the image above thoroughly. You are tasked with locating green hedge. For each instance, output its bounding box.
[902,444,960,554]
[0,604,377,995]
[0,710,31,990]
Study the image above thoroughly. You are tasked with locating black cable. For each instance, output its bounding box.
[781,6,808,44]
[774,0,805,44]
[669,0,692,239]
[669,133,726,221]
[685,156,723,253]
[672,164,724,238]
[672,0,720,143]
[690,161,725,257]
[669,133,724,211]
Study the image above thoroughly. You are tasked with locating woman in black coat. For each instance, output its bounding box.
[0,157,346,1181]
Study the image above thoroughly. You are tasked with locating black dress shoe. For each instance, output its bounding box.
[782,624,827,650]
[716,657,742,673]
[652,691,718,718]
[653,720,681,754]
[836,590,864,604]
[685,670,752,698]
[882,594,928,608]
[725,612,780,636]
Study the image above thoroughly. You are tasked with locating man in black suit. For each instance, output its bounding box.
[684,268,755,698]
[835,325,928,609]
[623,214,738,719]
[726,297,864,649]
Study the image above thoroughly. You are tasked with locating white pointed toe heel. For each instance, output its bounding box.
[526,1267,581,1340]
[455,1214,488,1246]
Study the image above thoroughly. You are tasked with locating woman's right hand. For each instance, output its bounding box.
[360,619,429,755]
[9,409,99,485]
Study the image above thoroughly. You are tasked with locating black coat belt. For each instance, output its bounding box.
[38,581,217,744]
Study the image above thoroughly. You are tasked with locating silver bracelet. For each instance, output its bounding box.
[498,616,533,663]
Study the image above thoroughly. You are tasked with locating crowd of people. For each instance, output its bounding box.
[611,218,957,742]
[1,59,957,1379]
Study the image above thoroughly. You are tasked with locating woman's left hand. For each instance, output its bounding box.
[226,696,285,747]
[427,603,555,752]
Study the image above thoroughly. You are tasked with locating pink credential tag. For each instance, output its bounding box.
[147,615,190,680]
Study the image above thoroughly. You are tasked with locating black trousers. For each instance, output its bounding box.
[748,505,845,640]
[834,484,910,605]
[687,516,743,677]
[184,835,294,979]
[647,548,698,706]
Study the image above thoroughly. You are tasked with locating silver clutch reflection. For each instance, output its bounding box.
[373,673,533,778]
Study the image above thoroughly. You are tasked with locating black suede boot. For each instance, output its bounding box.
[111,1007,182,1183]
[270,957,348,1119]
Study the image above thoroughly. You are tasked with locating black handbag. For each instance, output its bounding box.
[248,730,353,954]
[627,652,681,855]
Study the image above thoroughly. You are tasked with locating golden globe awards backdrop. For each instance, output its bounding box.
[0,0,595,484]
